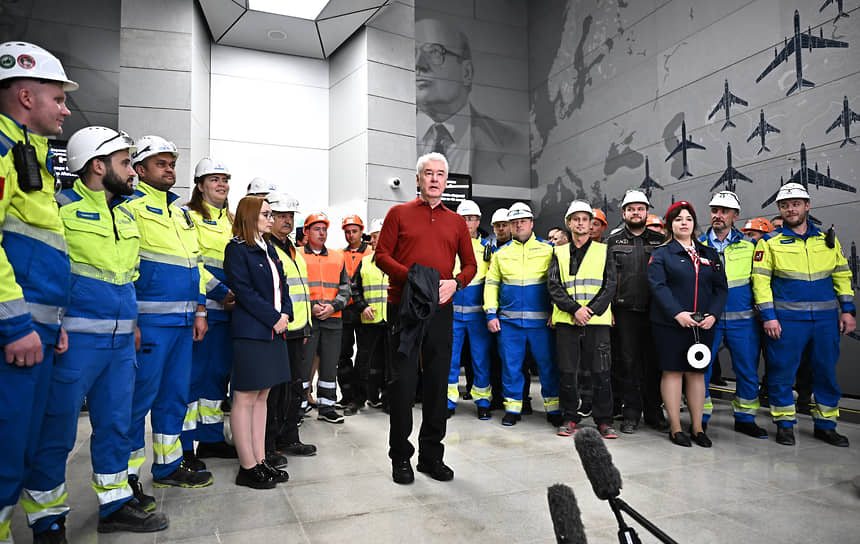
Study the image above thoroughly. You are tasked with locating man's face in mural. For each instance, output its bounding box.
[622,203,648,229]
[415,18,473,121]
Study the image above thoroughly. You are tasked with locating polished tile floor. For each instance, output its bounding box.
[9,385,859,543]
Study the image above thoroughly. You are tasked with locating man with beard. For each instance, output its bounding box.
[125,136,212,502]
[698,191,768,439]
[23,128,169,536]
[752,183,855,447]
[606,190,668,434]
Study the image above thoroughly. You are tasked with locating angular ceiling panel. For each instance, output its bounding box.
[317,9,380,57]
[198,0,246,42]
[221,11,323,58]
[318,0,389,21]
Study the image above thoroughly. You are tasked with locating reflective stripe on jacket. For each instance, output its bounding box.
[188,202,232,323]
[304,245,349,320]
[453,236,490,321]
[357,253,388,324]
[551,242,612,326]
[699,228,756,322]
[273,241,311,333]
[0,114,70,344]
[484,234,552,328]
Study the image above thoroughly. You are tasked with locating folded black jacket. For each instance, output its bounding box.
[397,263,439,362]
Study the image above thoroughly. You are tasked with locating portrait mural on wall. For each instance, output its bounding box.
[415,17,528,190]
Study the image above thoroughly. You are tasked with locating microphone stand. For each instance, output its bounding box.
[609,497,678,544]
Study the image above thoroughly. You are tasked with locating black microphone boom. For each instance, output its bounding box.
[574,427,622,500]
[547,483,588,544]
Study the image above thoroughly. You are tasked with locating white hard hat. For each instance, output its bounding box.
[268,191,300,213]
[131,135,178,166]
[621,189,650,209]
[775,182,810,203]
[708,190,740,212]
[564,200,593,221]
[369,218,384,234]
[66,127,135,174]
[507,202,534,220]
[246,177,278,195]
[456,199,482,217]
[194,157,230,179]
[491,208,509,225]
[0,41,78,91]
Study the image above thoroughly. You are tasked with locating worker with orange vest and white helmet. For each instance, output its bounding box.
[337,214,372,415]
[301,212,351,424]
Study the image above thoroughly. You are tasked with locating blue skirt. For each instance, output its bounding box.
[652,323,715,373]
[231,336,290,391]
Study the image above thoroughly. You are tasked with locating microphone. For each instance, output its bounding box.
[574,427,622,500]
[547,483,588,544]
[574,427,678,544]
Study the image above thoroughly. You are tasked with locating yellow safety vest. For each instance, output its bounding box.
[551,242,612,326]
[359,252,388,324]
[188,201,232,321]
[274,242,311,332]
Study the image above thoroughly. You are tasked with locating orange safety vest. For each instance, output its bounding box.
[304,247,346,319]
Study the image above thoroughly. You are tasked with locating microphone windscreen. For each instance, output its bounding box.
[547,483,588,544]
[574,427,622,500]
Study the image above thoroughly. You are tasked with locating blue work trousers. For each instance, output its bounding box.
[497,322,559,414]
[448,319,493,408]
[181,321,231,447]
[703,319,761,423]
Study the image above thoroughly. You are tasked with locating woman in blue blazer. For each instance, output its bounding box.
[648,201,727,448]
[223,196,293,489]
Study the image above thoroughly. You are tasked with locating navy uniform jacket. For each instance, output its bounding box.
[224,237,293,340]
[647,240,728,327]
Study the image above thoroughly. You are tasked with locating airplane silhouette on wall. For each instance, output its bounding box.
[665,120,705,179]
[820,0,850,23]
[747,109,781,154]
[761,143,857,208]
[710,143,753,192]
[756,10,849,96]
[825,96,859,146]
[638,156,663,198]
[708,79,748,131]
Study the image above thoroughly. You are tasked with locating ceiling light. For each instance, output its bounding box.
[248,0,329,20]
[267,29,287,40]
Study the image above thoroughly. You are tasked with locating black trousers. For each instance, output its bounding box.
[337,320,360,403]
[387,303,452,463]
[354,323,388,405]
[556,324,612,424]
[611,310,663,422]
[265,337,304,451]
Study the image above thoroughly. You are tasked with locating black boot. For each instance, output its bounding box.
[97,501,169,533]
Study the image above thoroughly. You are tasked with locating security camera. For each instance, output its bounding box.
[388,177,401,189]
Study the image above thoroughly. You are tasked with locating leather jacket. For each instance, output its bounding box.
[606,226,665,312]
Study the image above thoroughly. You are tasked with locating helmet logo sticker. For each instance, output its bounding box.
[17,54,35,69]
[0,55,14,69]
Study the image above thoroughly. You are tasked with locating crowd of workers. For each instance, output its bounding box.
[0,41,855,543]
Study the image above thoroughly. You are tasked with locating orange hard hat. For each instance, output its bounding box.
[342,214,364,230]
[592,208,607,226]
[304,211,330,229]
[742,217,773,234]
[646,214,664,228]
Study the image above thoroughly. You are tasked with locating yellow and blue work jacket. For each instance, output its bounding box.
[188,201,232,324]
[356,252,388,324]
[699,228,756,323]
[0,114,69,345]
[272,238,311,336]
[124,181,203,326]
[484,234,553,328]
[752,221,855,322]
[56,180,139,345]
[453,236,491,322]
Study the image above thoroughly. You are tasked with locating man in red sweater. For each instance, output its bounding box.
[375,152,477,485]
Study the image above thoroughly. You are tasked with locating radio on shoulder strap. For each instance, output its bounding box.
[13,125,42,192]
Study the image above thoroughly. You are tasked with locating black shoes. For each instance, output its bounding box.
[416,459,454,481]
[620,419,638,434]
[546,413,564,427]
[669,431,692,447]
[688,427,712,448]
[776,426,795,446]
[196,441,238,459]
[814,427,849,447]
[182,450,207,472]
[265,451,289,469]
[477,407,491,420]
[447,407,455,418]
[153,460,214,488]
[318,409,345,423]
[33,517,67,544]
[521,399,534,415]
[128,476,156,512]
[501,412,521,426]
[97,500,169,533]
[261,460,290,483]
[392,459,414,484]
[236,464,276,489]
[279,441,317,456]
[734,421,769,439]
